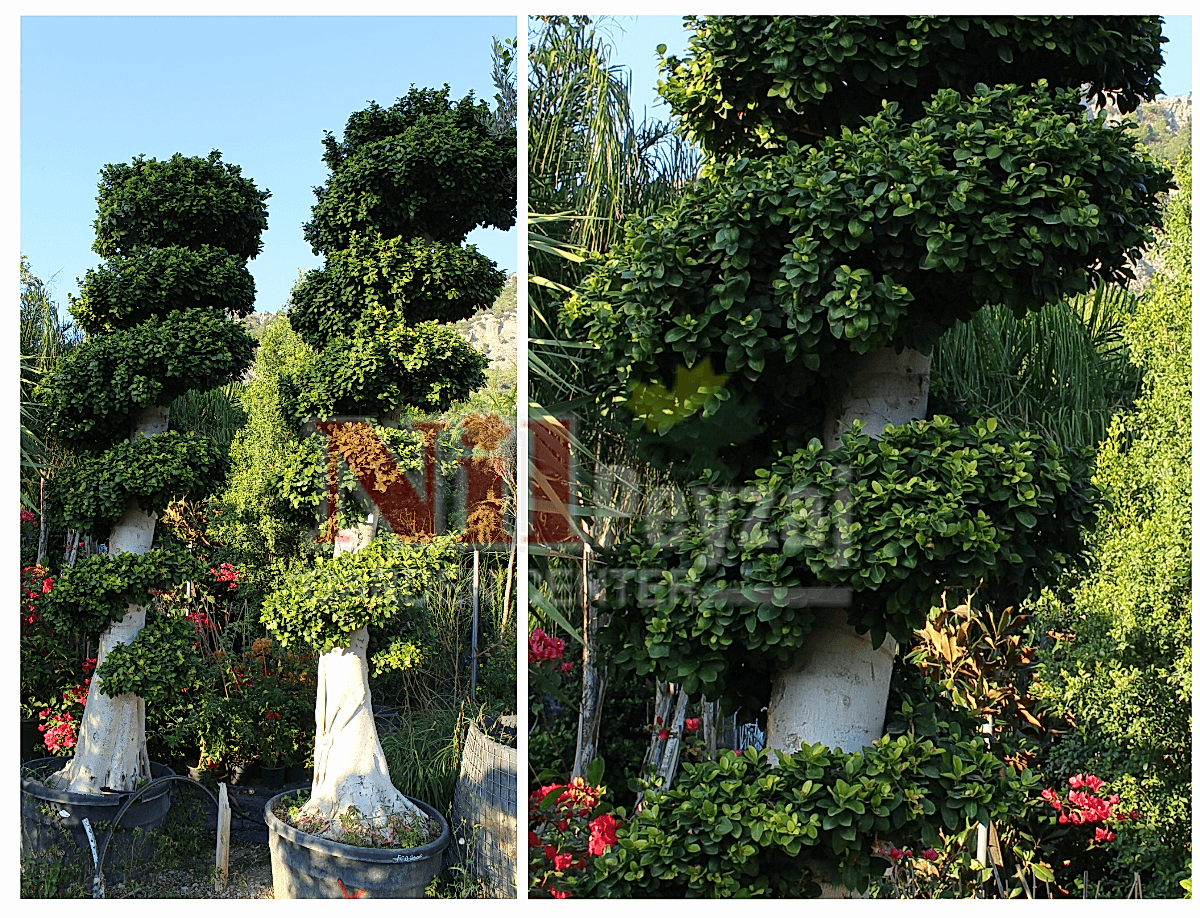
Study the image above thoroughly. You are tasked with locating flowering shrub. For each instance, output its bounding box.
[529,627,565,664]
[19,562,87,733]
[20,508,39,566]
[1041,773,1135,845]
[20,564,53,628]
[529,758,623,898]
[210,561,240,592]
[38,665,92,754]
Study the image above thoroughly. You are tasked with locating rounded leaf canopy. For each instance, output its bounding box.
[40,308,256,452]
[53,431,225,532]
[279,309,489,425]
[303,86,517,254]
[662,15,1166,159]
[602,416,1098,707]
[94,615,205,705]
[260,533,461,653]
[92,150,270,260]
[288,231,506,350]
[564,82,1170,478]
[72,244,256,334]
[40,548,206,636]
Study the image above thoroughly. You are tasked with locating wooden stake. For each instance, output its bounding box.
[215,782,230,892]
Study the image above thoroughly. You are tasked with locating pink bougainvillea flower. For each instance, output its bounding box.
[528,627,565,663]
[561,662,573,673]
[20,509,35,523]
[921,849,938,861]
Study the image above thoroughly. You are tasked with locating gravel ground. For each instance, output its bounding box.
[96,837,274,899]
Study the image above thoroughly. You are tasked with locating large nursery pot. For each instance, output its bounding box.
[265,792,450,898]
[452,714,517,897]
[21,757,175,885]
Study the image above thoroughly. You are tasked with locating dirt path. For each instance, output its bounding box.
[102,837,273,899]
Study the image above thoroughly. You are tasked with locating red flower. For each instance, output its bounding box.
[1094,827,1115,844]
[587,814,619,856]
[553,851,573,871]
[548,886,571,899]
[685,718,700,732]
[20,509,35,524]
[529,628,565,663]
[921,849,938,861]
[560,662,573,673]
[658,728,670,741]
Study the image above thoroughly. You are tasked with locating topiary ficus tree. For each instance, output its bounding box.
[260,85,516,841]
[35,151,266,794]
[562,16,1172,895]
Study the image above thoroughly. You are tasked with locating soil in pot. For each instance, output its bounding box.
[265,792,450,898]
[21,757,176,887]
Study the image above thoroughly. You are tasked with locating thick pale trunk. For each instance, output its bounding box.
[53,406,169,794]
[298,525,428,842]
[301,626,427,841]
[765,348,929,758]
[767,348,930,898]
[53,605,150,793]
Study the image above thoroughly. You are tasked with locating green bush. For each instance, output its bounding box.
[1031,154,1191,897]
[71,244,255,334]
[603,416,1097,708]
[92,150,269,260]
[38,308,255,452]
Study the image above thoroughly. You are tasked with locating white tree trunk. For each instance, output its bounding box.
[767,348,930,898]
[301,627,428,841]
[765,348,930,758]
[298,525,429,842]
[52,406,169,794]
[53,605,151,793]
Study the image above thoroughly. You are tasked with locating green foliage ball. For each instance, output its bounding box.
[71,244,256,334]
[92,150,270,260]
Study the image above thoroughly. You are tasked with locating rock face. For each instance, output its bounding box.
[455,304,518,374]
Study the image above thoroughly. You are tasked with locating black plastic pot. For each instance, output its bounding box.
[265,793,450,898]
[20,757,175,885]
[20,718,42,762]
[259,765,286,789]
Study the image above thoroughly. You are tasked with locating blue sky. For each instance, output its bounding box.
[20,15,518,317]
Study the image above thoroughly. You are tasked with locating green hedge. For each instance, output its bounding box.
[39,308,255,452]
[603,416,1097,706]
[71,244,255,333]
